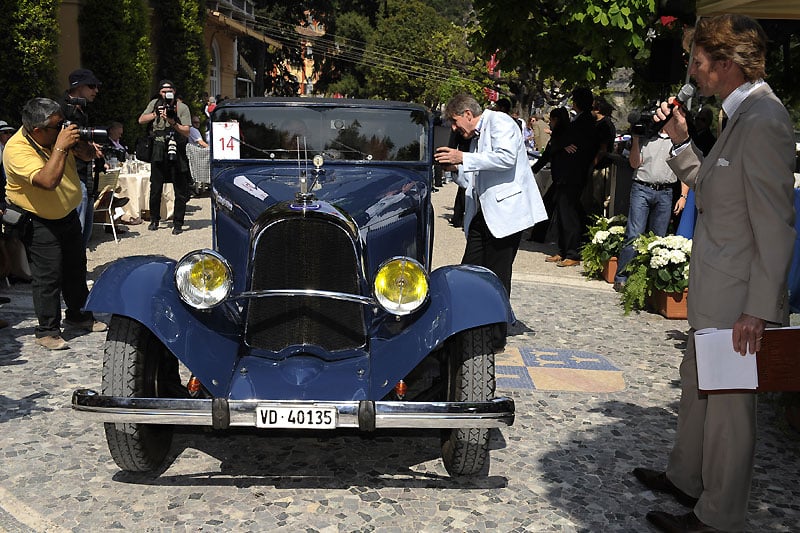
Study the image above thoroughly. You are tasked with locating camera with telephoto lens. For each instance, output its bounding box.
[166,131,178,161]
[62,120,108,143]
[626,104,663,138]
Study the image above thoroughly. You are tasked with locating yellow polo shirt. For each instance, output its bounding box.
[2,128,81,220]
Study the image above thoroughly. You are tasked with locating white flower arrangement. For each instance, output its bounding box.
[620,232,692,314]
[580,215,628,278]
[645,235,692,293]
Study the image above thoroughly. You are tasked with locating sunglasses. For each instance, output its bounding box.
[87,84,98,90]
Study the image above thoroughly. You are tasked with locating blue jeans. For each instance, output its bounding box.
[615,181,674,283]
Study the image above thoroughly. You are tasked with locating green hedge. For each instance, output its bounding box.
[151,0,208,116]
[79,0,154,149]
[0,0,60,124]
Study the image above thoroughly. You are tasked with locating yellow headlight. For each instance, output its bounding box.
[175,250,233,309]
[374,257,429,315]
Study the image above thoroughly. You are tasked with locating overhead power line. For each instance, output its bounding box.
[248,13,487,86]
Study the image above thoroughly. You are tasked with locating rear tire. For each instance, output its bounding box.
[441,325,495,476]
[102,315,181,472]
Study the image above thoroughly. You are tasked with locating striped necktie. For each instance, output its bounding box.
[718,109,728,136]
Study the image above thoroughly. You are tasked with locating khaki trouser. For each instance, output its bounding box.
[666,330,756,532]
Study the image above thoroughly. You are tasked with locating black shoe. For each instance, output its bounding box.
[633,468,699,507]
[613,280,625,292]
[646,511,719,532]
[172,225,183,235]
[110,196,129,209]
[0,296,10,304]
[148,220,158,231]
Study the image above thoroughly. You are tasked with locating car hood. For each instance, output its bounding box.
[213,164,429,228]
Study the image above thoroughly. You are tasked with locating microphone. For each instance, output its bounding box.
[656,83,696,127]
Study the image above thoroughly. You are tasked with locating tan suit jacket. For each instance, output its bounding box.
[664,83,796,531]
[668,84,796,329]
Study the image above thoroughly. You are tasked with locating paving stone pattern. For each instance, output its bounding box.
[0,184,798,532]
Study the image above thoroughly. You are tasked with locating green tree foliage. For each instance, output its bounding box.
[471,0,655,87]
[78,0,153,148]
[248,0,335,96]
[426,0,474,25]
[764,23,800,114]
[320,11,374,97]
[151,0,208,113]
[422,24,484,106]
[0,0,60,124]
[365,0,459,104]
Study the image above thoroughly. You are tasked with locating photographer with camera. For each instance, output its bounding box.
[61,68,106,247]
[138,79,191,235]
[612,113,679,291]
[2,98,106,350]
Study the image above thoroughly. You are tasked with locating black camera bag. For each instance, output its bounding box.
[135,135,154,163]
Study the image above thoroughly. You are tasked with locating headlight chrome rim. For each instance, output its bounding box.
[373,257,429,316]
[174,249,233,309]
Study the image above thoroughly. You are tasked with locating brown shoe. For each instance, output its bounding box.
[35,335,69,350]
[633,468,698,507]
[556,258,580,267]
[646,511,720,532]
[544,254,562,263]
[0,318,8,329]
[63,319,108,333]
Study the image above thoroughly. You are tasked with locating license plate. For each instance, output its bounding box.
[256,406,337,429]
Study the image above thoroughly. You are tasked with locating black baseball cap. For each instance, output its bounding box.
[69,68,102,88]
[159,79,175,90]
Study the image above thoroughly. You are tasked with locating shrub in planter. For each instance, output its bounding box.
[620,233,692,314]
[580,214,627,278]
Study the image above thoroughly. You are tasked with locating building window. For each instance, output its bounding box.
[210,39,220,97]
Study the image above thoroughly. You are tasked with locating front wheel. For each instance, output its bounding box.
[441,325,496,476]
[102,315,182,472]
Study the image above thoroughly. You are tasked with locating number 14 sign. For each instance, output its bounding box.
[213,121,240,159]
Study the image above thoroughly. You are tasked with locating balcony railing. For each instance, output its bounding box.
[213,0,255,21]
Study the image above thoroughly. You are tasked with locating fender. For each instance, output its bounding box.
[85,256,240,397]
[369,264,512,398]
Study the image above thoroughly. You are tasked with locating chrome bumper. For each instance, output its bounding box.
[72,389,515,430]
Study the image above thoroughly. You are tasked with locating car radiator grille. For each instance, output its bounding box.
[246,218,367,352]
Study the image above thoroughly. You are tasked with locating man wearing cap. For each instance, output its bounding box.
[3,98,107,350]
[138,79,192,234]
[62,68,102,246]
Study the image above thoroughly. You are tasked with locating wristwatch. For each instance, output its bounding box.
[672,137,691,150]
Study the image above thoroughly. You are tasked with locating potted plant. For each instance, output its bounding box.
[580,214,627,281]
[620,233,692,317]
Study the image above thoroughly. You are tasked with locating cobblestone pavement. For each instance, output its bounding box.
[0,183,798,532]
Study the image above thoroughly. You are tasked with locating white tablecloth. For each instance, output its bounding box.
[117,171,174,221]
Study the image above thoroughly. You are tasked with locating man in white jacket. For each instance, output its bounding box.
[435,94,547,347]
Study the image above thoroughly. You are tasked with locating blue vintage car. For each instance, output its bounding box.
[72,98,514,476]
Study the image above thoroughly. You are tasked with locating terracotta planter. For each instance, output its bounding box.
[649,288,688,319]
[601,257,618,283]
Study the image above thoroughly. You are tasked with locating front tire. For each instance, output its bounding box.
[102,315,181,472]
[441,325,496,476]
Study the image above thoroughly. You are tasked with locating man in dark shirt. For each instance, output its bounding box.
[61,68,102,246]
[546,87,599,267]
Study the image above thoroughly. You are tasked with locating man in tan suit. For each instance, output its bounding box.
[632,15,796,532]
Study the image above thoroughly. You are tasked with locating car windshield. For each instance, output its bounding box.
[211,105,429,162]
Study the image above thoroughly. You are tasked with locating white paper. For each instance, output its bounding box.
[233,175,269,201]
[213,121,240,159]
[694,328,758,390]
